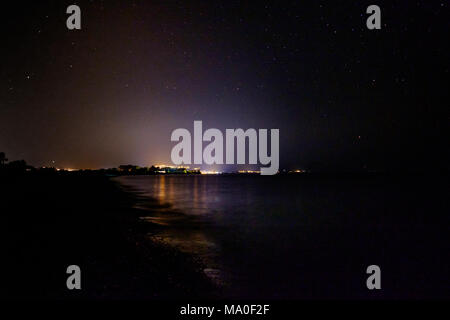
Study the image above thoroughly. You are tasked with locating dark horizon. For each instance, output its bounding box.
[1,149,447,174]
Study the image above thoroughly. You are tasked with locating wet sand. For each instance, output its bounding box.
[0,173,216,299]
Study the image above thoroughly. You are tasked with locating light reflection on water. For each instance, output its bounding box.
[114,175,449,299]
[115,174,309,294]
[116,175,233,286]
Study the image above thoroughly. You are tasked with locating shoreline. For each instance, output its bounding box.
[1,173,217,299]
[113,176,227,289]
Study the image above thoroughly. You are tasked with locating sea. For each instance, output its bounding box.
[115,174,449,299]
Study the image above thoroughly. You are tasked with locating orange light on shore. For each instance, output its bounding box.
[200,171,221,175]
[238,170,260,174]
[154,164,190,169]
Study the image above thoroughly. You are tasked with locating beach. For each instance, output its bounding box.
[1,172,449,300]
[0,173,215,299]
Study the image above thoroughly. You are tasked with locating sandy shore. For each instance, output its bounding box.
[0,173,216,299]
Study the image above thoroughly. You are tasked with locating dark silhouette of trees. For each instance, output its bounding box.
[0,152,32,175]
[8,160,28,172]
[0,152,8,166]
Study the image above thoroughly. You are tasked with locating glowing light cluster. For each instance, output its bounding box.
[200,171,221,175]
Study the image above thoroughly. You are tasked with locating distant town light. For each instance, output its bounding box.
[238,170,260,174]
[200,171,221,175]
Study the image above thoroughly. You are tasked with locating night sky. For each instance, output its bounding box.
[1,1,448,172]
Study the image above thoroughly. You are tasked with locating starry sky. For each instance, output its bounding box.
[0,1,448,172]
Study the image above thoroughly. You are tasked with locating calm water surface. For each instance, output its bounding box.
[115,174,449,299]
